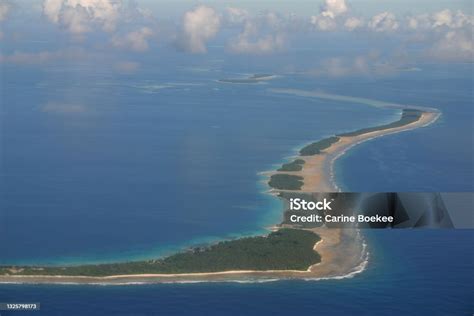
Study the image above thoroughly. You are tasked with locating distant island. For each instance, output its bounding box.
[218,74,275,84]
[0,91,440,284]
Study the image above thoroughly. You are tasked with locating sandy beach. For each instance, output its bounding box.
[0,108,439,284]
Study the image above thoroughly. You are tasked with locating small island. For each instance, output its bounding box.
[218,74,275,84]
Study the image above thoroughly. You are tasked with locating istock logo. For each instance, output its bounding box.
[289,198,333,211]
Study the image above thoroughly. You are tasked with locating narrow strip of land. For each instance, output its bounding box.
[266,110,439,192]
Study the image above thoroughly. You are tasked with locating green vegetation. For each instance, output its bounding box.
[337,109,423,137]
[278,159,305,172]
[0,229,321,277]
[300,137,340,156]
[268,174,304,190]
[297,110,424,156]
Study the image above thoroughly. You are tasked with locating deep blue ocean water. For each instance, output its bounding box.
[1,48,473,315]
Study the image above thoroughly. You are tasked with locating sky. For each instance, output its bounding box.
[0,0,472,76]
[138,0,473,18]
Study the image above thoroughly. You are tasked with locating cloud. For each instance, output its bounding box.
[224,7,249,26]
[310,15,337,31]
[228,24,285,54]
[407,14,431,30]
[227,12,286,54]
[428,29,473,62]
[368,12,399,32]
[114,61,140,73]
[111,27,153,52]
[344,17,364,31]
[432,9,473,29]
[403,10,473,62]
[432,9,455,28]
[0,1,11,22]
[310,0,348,31]
[43,0,62,23]
[308,4,472,36]
[320,0,348,19]
[42,102,86,113]
[42,0,122,35]
[176,6,220,53]
[408,10,473,31]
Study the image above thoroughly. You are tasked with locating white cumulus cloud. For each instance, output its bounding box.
[42,0,122,35]
[177,6,220,53]
[432,9,455,28]
[310,0,349,31]
[368,12,399,32]
[320,0,348,19]
[344,17,364,31]
[408,10,473,31]
[431,9,473,29]
[311,15,337,31]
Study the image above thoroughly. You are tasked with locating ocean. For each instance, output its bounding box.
[1,48,473,315]
[1,59,397,265]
